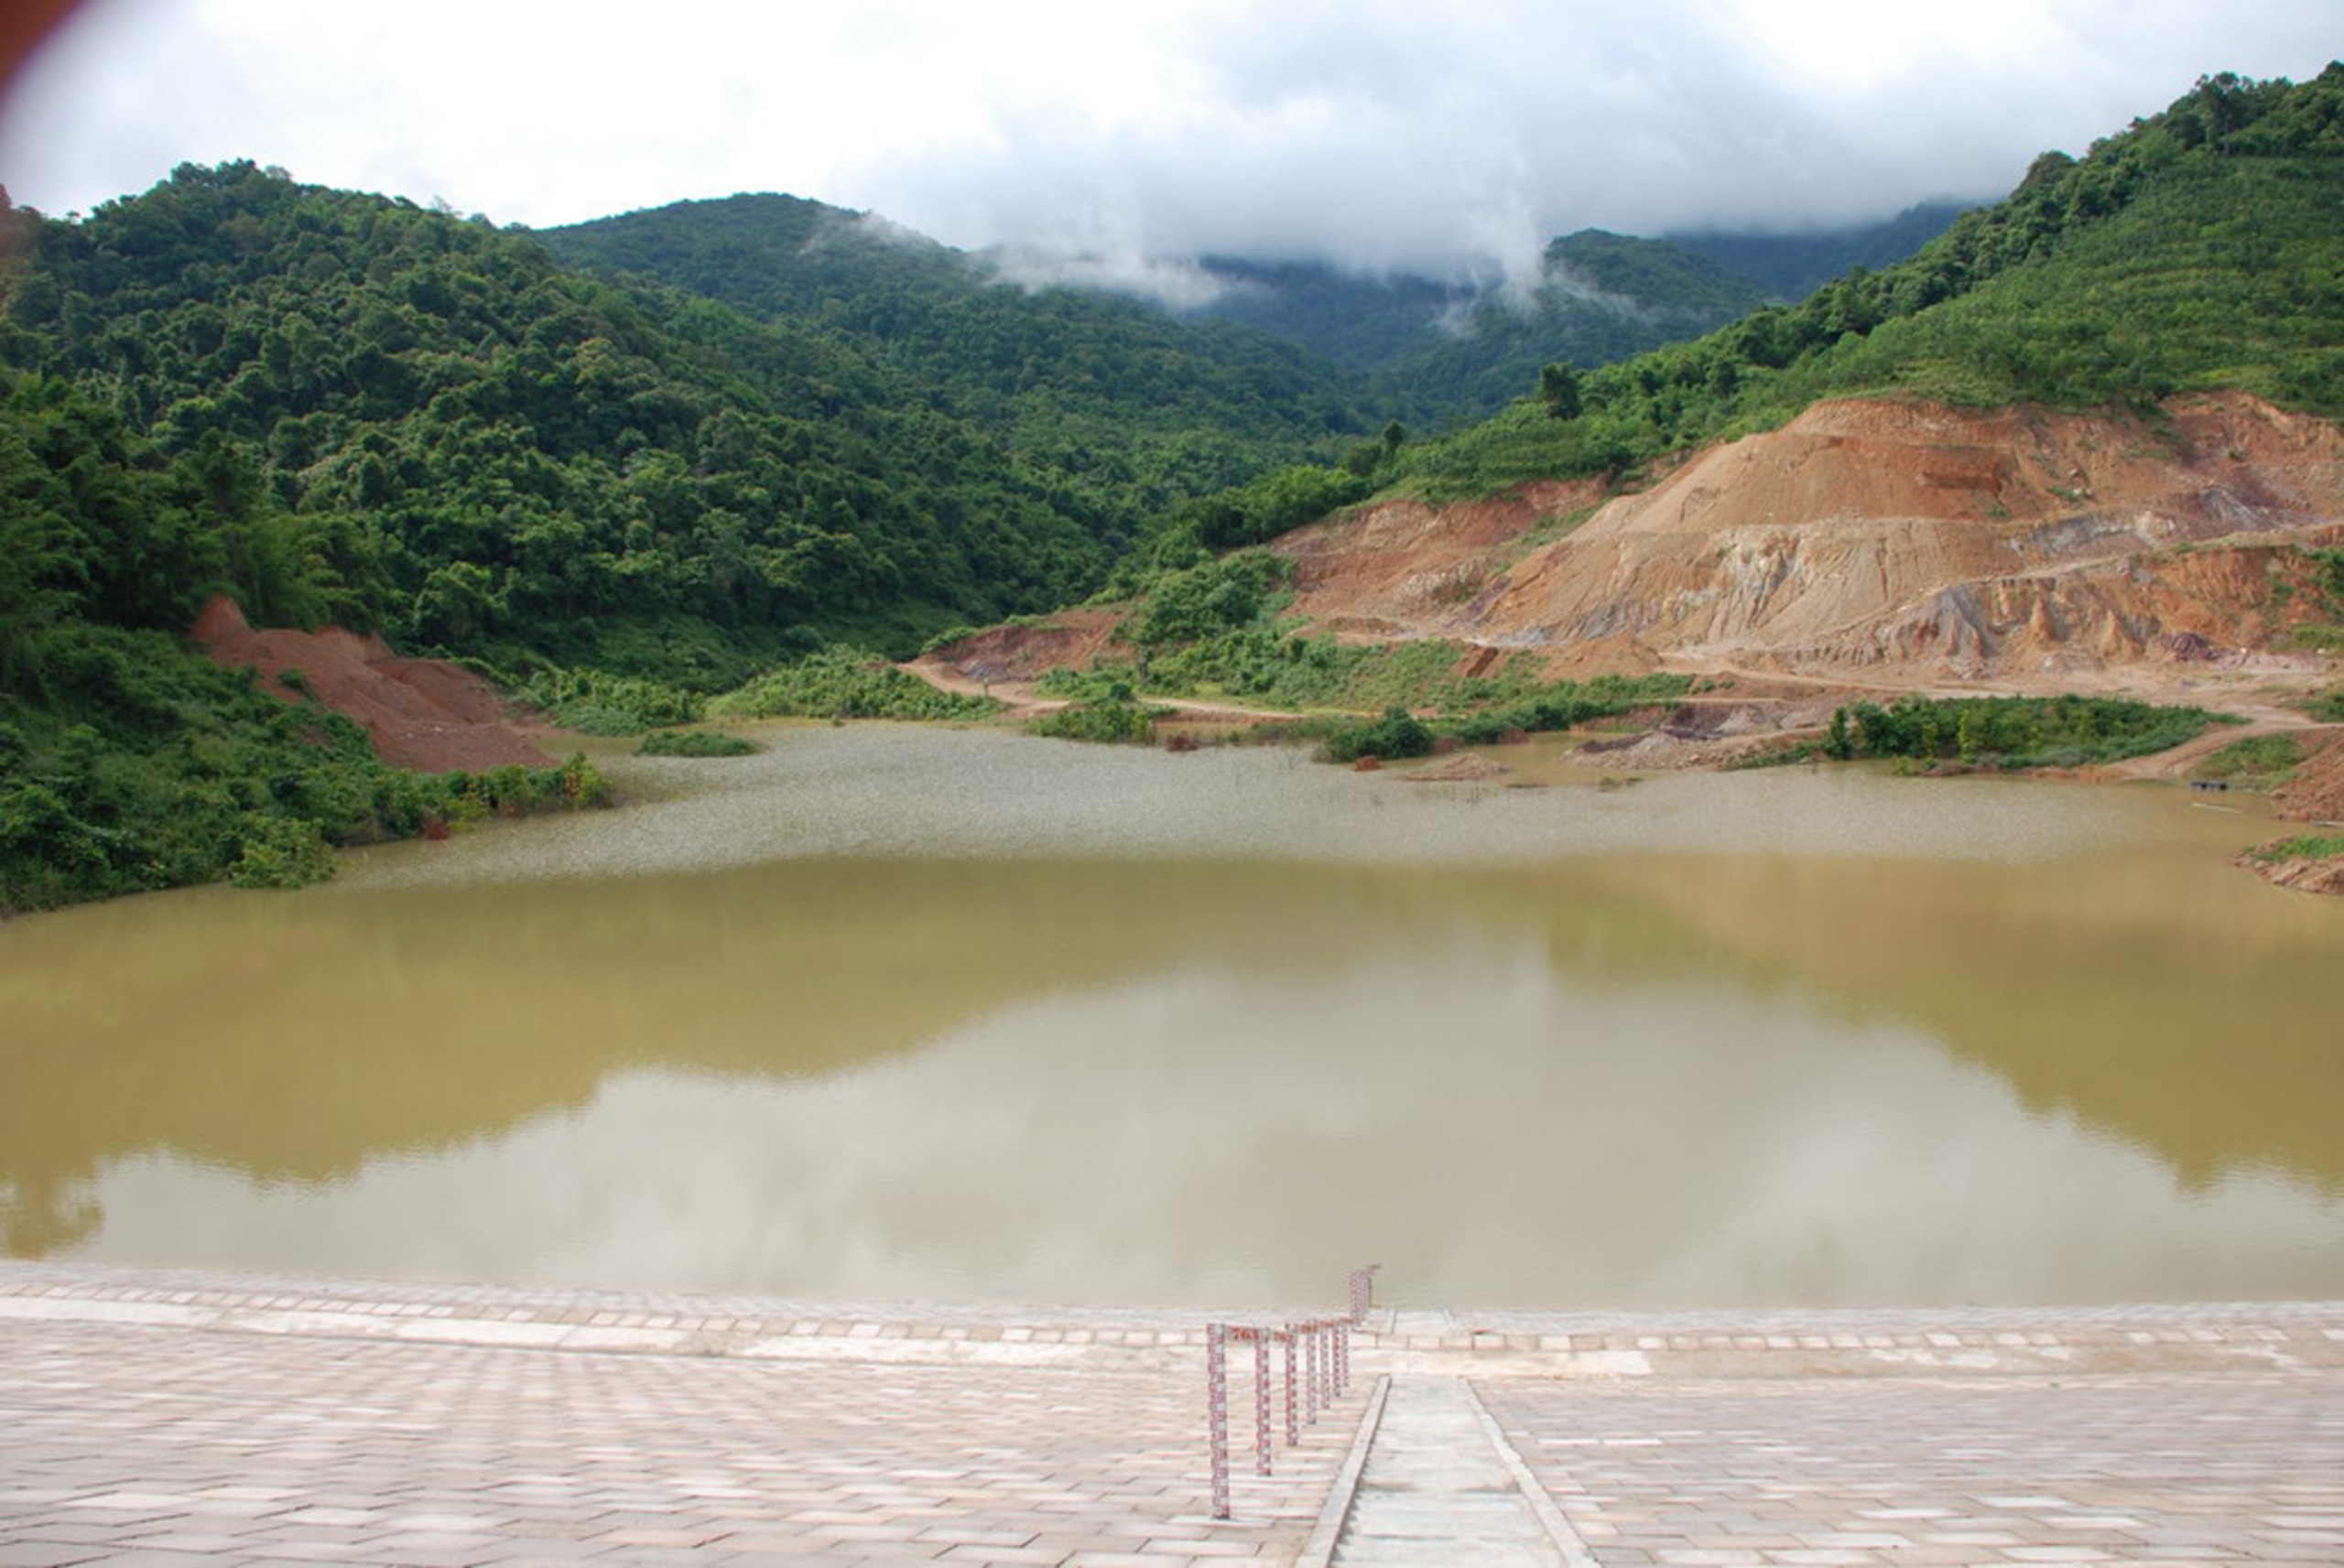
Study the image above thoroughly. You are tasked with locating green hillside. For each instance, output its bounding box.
[0,168,1370,679]
[1391,67,2344,502]
[537,193,1373,490]
[0,366,621,911]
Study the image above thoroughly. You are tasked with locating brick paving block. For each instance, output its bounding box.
[240,1541,376,1561]
[917,1527,1042,1548]
[816,1522,942,1544]
[0,1550,109,1568]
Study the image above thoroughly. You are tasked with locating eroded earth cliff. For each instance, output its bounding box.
[1279,393,2343,694]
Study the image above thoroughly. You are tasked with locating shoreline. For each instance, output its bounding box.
[7,1259,2341,1377]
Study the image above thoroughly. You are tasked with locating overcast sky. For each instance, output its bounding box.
[0,0,2334,284]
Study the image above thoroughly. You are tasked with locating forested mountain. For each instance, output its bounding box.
[1385,68,2344,503]
[1187,233,1767,424]
[1668,202,1971,304]
[536,192,1373,487]
[0,364,620,910]
[0,167,1373,679]
[1380,232,1774,422]
[1182,218,1972,424]
[542,196,1922,432]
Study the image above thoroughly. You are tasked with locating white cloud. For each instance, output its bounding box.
[0,0,2334,281]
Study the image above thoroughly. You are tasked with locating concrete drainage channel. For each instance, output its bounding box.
[1297,1374,1599,1567]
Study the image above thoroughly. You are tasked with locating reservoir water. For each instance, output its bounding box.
[4,723,2340,1310]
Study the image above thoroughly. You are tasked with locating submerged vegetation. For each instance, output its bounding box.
[1308,675,1696,763]
[1315,707,1435,764]
[636,729,758,757]
[1027,696,1162,745]
[517,666,707,736]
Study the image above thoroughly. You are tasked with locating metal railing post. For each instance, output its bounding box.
[1207,1322,1231,1519]
[1251,1330,1272,1474]
[1281,1326,1299,1446]
[1304,1322,1320,1424]
[1202,1271,1380,1515]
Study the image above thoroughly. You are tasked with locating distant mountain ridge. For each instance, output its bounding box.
[542,197,1961,429]
[1667,202,1975,302]
[1179,233,1761,424]
[537,194,1372,434]
[1173,209,1964,422]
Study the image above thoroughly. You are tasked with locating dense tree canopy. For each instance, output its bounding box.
[0,367,614,913]
[0,165,1373,680]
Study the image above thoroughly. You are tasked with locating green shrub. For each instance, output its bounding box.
[1820,694,2233,769]
[1028,698,1160,745]
[518,666,706,735]
[1130,552,1294,648]
[226,813,339,889]
[637,729,758,757]
[0,628,625,912]
[1318,707,1435,763]
[709,646,1000,721]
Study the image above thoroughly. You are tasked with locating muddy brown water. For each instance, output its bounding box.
[4,724,2340,1310]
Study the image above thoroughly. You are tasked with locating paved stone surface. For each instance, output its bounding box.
[1372,1303,2344,1380]
[1326,1377,1570,1567]
[0,1267,1369,1567]
[4,1263,2341,1565]
[1481,1370,2344,1566]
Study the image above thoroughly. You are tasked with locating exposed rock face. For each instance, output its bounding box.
[1277,478,1607,640]
[191,596,555,773]
[928,608,1125,684]
[1278,393,2344,686]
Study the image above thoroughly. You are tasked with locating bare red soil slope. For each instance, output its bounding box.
[1278,393,2344,691]
[192,596,554,773]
